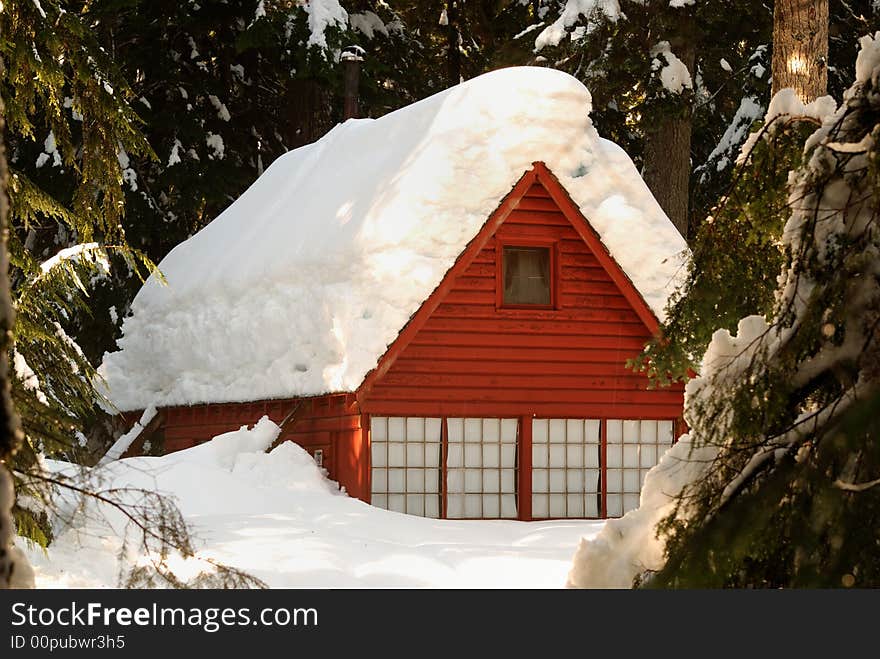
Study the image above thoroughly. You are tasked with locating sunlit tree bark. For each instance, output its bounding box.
[772,0,829,101]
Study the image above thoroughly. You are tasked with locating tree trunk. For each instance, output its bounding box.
[284,78,333,150]
[642,39,695,240]
[772,0,829,101]
[0,78,30,589]
[447,0,462,86]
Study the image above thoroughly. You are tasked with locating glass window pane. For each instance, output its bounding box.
[388,494,406,513]
[549,419,566,443]
[371,469,387,492]
[585,496,599,518]
[482,495,500,518]
[623,420,640,443]
[607,445,622,468]
[371,417,388,442]
[566,419,584,443]
[607,420,623,443]
[549,494,566,517]
[371,441,386,467]
[465,469,482,493]
[447,418,464,443]
[407,469,425,492]
[464,444,481,467]
[659,420,674,444]
[483,444,500,468]
[464,418,482,442]
[388,417,406,442]
[606,468,622,493]
[388,469,406,493]
[567,444,584,467]
[532,494,549,518]
[406,494,424,514]
[501,419,518,442]
[503,246,551,305]
[640,444,657,468]
[483,418,500,442]
[406,417,425,442]
[533,419,549,444]
[447,494,464,518]
[425,417,442,441]
[533,468,549,492]
[501,494,518,518]
[464,495,482,518]
[425,443,441,468]
[533,444,548,468]
[406,443,424,467]
[623,469,640,493]
[501,444,516,467]
[623,445,639,468]
[567,494,585,518]
[446,443,463,468]
[640,420,657,444]
[388,442,405,466]
[585,469,601,493]
[483,469,500,492]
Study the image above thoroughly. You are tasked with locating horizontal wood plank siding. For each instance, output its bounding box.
[162,394,368,499]
[361,178,684,419]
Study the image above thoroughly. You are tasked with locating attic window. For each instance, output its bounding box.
[502,245,552,307]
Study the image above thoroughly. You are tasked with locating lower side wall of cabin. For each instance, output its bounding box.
[155,398,685,521]
[161,394,369,501]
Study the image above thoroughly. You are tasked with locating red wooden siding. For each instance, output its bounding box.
[359,174,684,419]
[162,394,368,500]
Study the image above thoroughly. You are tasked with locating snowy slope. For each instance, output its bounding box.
[22,420,603,588]
[100,66,686,410]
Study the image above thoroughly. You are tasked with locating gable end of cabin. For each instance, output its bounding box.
[356,162,685,521]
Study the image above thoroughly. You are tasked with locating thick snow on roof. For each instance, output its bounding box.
[100,66,687,410]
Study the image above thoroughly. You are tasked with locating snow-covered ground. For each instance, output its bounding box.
[20,418,603,588]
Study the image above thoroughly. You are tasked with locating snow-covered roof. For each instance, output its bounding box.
[99,66,687,411]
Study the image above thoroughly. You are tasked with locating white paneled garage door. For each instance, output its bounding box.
[446,418,518,519]
[531,419,602,518]
[371,416,676,520]
[605,419,674,517]
[370,416,442,517]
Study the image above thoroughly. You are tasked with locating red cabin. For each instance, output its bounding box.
[102,68,687,521]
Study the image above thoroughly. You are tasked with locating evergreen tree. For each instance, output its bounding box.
[535,0,773,238]
[1,0,158,544]
[649,33,880,587]
[632,3,878,387]
[0,48,34,588]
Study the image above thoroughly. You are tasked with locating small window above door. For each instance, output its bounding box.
[501,245,553,307]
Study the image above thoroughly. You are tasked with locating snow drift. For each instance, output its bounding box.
[24,419,603,588]
[100,66,686,410]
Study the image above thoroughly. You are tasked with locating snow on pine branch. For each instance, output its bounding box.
[568,32,880,588]
[650,41,693,95]
[39,243,109,276]
[535,0,695,51]
[534,0,620,51]
[304,0,348,49]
